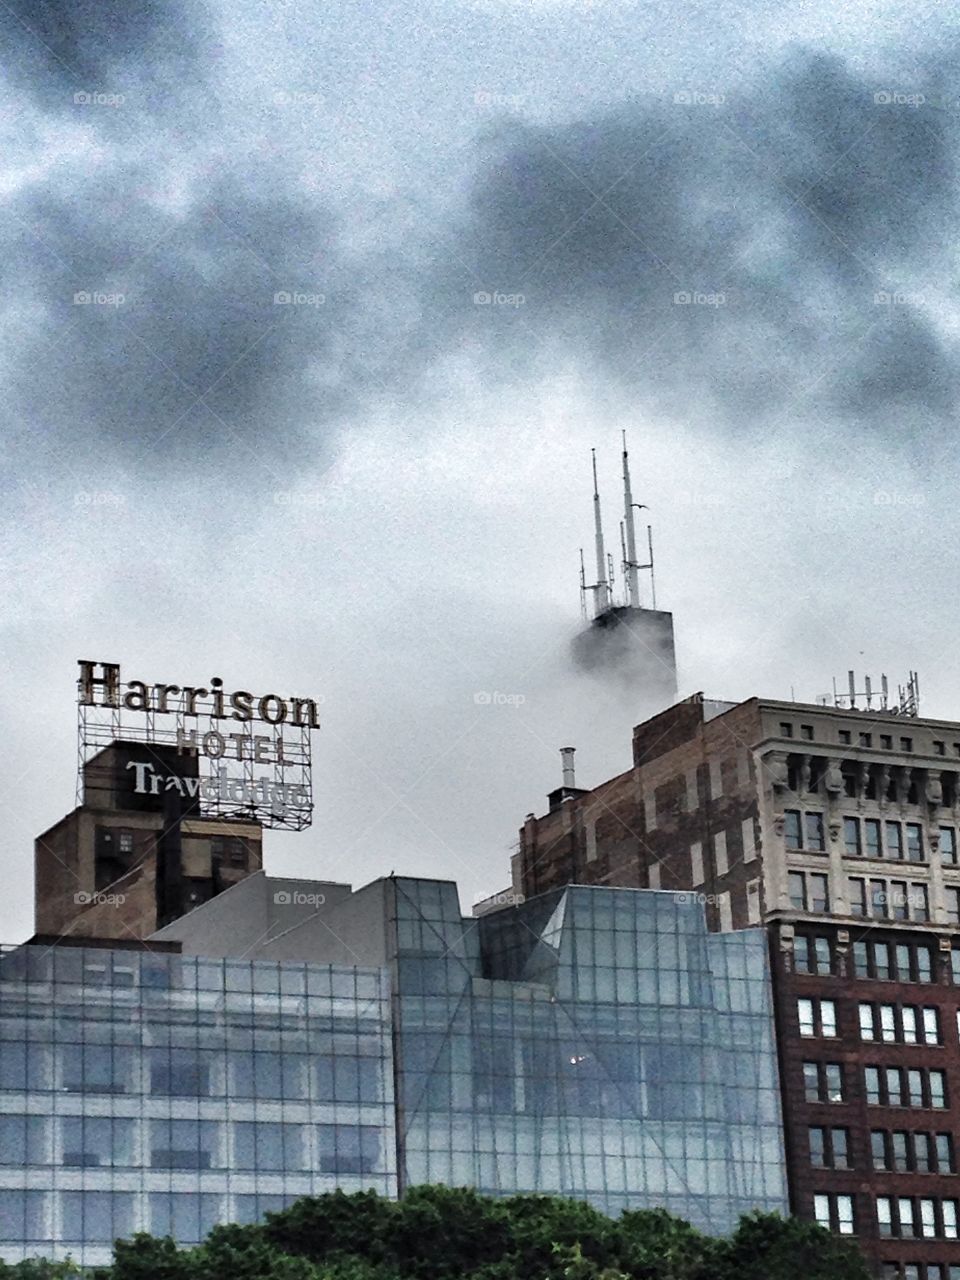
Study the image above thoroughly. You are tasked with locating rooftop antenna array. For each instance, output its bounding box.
[816,669,920,717]
[579,437,658,616]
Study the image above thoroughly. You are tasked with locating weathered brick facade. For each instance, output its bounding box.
[516,693,960,1277]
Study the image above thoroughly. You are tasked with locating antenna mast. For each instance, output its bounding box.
[591,449,611,615]
[622,432,641,608]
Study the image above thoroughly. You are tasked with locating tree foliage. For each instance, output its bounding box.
[13,1188,869,1280]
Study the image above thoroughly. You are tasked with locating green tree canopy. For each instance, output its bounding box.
[14,1188,869,1280]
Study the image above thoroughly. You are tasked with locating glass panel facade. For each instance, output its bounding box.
[391,880,787,1234]
[0,947,396,1266]
[0,878,789,1259]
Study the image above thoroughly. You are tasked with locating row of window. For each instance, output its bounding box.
[795,935,939,982]
[0,1116,384,1174]
[853,939,935,984]
[786,811,960,866]
[814,1194,960,1240]
[878,1196,959,1239]
[0,1045,384,1102]
[787,870,931,920]
[779,722,921,752]
[881,1266,960,1280]
[796,934,960,989]
[0,1189,381,1247]
[865,1066,948,1109]
[872,1130,955,1174]
[809,1127,956,1174]
[803,1062,948,1108]
[859,1003,941,1045]
[800,998,942,1046]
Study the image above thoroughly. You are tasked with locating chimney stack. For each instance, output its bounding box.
[560,746,576,789]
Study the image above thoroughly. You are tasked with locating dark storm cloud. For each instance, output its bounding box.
[3,166,348,471]
[0,0,365,475]
[1,0,208,98]
[431,50,959,440]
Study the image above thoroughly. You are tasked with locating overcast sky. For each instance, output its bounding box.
[1,0,958,941]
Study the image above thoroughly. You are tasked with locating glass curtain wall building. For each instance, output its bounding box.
[0,943,396,1267]
[393,879,786,1231]
[0,875,786,1262]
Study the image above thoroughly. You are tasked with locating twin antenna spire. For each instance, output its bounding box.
[580,435,657,620]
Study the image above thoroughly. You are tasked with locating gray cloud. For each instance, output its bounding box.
[429,50,959,443]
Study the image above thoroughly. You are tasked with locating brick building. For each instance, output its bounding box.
[35,742,262,941]
[514,693,960,1279]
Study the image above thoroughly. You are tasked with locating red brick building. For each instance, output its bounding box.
[514,694,960,1279]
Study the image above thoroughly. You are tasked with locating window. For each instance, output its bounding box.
[912,883,930,922]
[809,873,829,912]
[801,724,814,740]
[942,828,958,864]
[946,887,960,926]
[906,824,924,862]
[839,730,851,745]
[317,1124,382,1175]
[860,732,873,748]
[922,1008,939,1045]
[872,1130,888,1170]
[935,740,947,756]
[234,1122,305,1172]
[814,1193,854,1234]
[0,1115,46,1166]
[799,998,836,1038]
[805,1061,844,1103]
[62,1117,132,1168]
[936,1133,954,1173]
[877,1198,958,1240]
[881,1005,897,1042]
[150,1120,220,1170]
[61,1191,134,1244]
[867,1066,948,1109]
[868,1069,950,1110]
[886,822,904,860]
[848,877,867,916]
[806,812,826,852]
[795,935,833,975]
[865,819,881,857]
[149,1048,213,1097]
[930,1070,946,1109]
[879,734,892,749]
[915,1134,932,1174]
[785,811,802,850]
[860,1004,876,1040]
[809,1125,826,1167]
[844,817,861,856]
[901,737,914,752]
[789,870,829,912]
[149,1193,221,1246]
[62,1044,133,1095]
[780,722,794,738]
